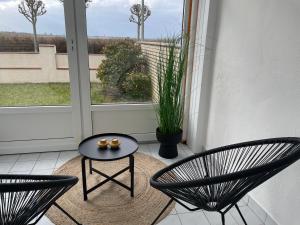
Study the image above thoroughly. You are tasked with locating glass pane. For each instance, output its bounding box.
[0,0,71,106]
[86,0,184,105]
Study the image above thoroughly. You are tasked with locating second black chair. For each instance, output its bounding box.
[150,137,300,225]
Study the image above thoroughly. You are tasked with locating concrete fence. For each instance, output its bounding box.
[0,42,171,86]
[0,44,105,83]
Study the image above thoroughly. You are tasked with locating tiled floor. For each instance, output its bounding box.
[0,143,265,225]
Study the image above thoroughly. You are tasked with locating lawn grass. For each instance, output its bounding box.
[0,83,150,106]
[0,83,105,106]
[0,83,71,106]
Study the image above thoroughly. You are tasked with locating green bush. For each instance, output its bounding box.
[122,72,152,100]
[96,39,150,99]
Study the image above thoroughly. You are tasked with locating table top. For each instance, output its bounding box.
[78,133,139,161]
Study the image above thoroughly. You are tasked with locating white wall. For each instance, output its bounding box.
[204,1,300,224]
[91,105,157,142]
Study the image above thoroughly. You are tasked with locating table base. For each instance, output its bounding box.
[81,155,134,201]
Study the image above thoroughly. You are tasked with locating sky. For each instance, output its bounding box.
[0,0,184,38]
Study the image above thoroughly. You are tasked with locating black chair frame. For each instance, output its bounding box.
[0,174,82,225]
[150,137,300,225]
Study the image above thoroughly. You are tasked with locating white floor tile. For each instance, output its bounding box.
[58,151,79,161]
[0,162,14,173]
[138,144,151,155]
[147,143,160,156]
[11,161,35,172]
[204,211,238,225]
[237,197,248,207]
[179,211,210,225]
[158,215,182,225]
[39,152,60,161]
[247,197,267,222]
[36,216,54,225]
[9,170,31,175]
[0,154,19,163]
[175,203,190,214]
[31,169,54,175]
[178,144,194,156]
[33,160,57,170]
[265,215,277,225]
[230,206,264,225]
[55,159,68,169]
[177,150,189,160]
[170,208,177,215]
[18,153,40,162]
[178,143,189,151]
[160,157,178,165]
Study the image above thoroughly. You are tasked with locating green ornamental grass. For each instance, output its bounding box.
[156,35,188,135]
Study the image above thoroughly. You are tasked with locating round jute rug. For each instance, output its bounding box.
[47,152,175,225]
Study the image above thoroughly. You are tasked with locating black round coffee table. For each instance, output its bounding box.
[78,133,138,201]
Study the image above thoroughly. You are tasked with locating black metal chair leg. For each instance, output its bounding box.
[235,204,247,225]
[221,213,225,225]
[54,203,82,225]
[130,155,135,197]
[89,159,93,174]
[81,157,88,201]
[151,199,173,225]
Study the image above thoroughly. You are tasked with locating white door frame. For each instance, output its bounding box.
[72,0,93,139]
[0,1,85,154]
[64,0,82,143]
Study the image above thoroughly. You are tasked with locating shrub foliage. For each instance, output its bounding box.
[97,40,151,100]
[122,72,152,100]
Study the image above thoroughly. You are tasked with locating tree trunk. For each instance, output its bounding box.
[137,24,140,41]
[141,0,144,40]
[137,17,140,41]
[32,22,38,52]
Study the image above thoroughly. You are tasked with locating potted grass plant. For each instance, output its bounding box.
[155,36,188,159]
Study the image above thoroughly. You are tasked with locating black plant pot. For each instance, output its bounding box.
[156,128,183,159]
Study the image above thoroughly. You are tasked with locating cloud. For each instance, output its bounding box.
[0,0,183,11]
[0,0,18,10]
[42,0,61,8]
[91,0,182,12]
[0,0,61,10]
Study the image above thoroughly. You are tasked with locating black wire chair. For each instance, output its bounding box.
[150,137,300,225]
[0,174,82,225]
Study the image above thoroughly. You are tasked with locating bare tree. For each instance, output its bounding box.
[18,0,46,52]
[129,3,151,41]
[58,0,92,8]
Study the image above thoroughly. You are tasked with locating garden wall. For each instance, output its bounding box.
[0,44,104,83]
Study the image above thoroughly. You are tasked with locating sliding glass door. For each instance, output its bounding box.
[0,0,186,154]
[0,0,82,153]
[83,0,185,141]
